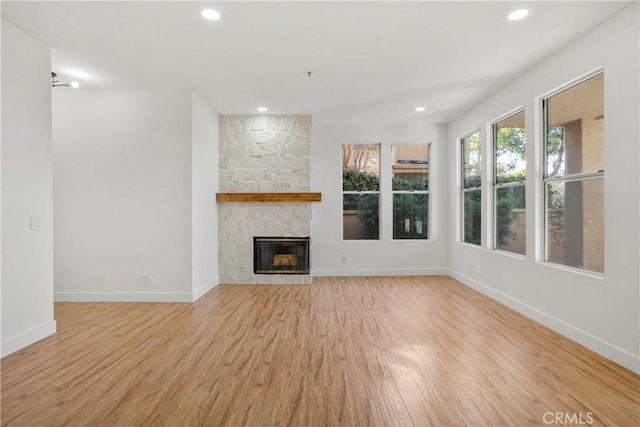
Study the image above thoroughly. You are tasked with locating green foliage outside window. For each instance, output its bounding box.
[352,194,380,239]
[392,193,428,239]
[463,189,482,245]
[343,123,533,244]
[393,175,429,239]
[343,170,429,239]
[342,169,380,239]
[464,125,528,247]
[342,168,380,192]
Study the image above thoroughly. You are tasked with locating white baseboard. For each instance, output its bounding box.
[313,267,450,277]
[1,320,57,358]
[54,280,222,303]
[193,277,220,302]
[54,291,193,303]
[447,269,640,375]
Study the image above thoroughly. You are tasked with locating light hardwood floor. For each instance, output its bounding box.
[2,276,638,426]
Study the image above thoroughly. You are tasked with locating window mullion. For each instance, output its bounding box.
[494,181,526,189]
[543,171,604,184]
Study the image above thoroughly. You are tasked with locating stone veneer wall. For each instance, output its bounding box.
[218,115,312,284]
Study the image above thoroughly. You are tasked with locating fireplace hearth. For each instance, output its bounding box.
[253,237,310,274]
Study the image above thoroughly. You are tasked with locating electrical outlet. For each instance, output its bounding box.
[30,216,42,231]
[143,274,150,285]
[477,266,483,277]
[340,256,347,265]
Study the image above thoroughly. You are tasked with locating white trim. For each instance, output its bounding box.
[341,142,382,243]
[538,261,605,280]
[54,278,222,303]
[544,171,604,183]
[457,241,483,250]
[538,69,606,273]
[493,181,526,189]
[537,66,605,101]
[534,87,546,264]
[314,267,449,277]
[489,108,526,252]
[392,191,429,194]
[54,291,194,303]
[1,320,57,358]
[342,191,380,194]
[487,119,497,251]
[447,269,639,374]
[391,142,431,241]
[491,248,527,261]
[461,187,482,193]
[192,277,220,302]
[487,105,527,129]
[459,130,483,245]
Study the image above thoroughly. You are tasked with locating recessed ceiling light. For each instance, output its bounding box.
[257,107,268,112]
[508,9,529,21]
[70,81,80,89]
[201,9,221,20]
[415,106,426,112]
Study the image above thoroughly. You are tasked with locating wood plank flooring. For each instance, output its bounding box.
[2,276,638,426]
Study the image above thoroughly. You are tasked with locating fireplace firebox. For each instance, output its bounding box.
[253,237,310,274]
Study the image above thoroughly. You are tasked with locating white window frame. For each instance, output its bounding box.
[491,108,526,256]
[391,143,431,240]
[460,130,482,246]
[341,143,381,241]
[541,69,605,274]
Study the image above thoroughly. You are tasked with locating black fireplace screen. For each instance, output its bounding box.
[253,237,310,274]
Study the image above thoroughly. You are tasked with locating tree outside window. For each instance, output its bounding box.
[342,144,380,240]
[461,131,482,245]
[493,111,526,255]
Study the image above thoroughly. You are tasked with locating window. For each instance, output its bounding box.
[543,72,604,273]
[392,144,430,239]
[342,144,380,240]
[493,111,526,255]
[461,131,482,245]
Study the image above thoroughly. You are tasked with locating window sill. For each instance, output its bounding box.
[341,239,432,243]
[491,249,526,261]
[539,261,604,280]
[458,241,483,250]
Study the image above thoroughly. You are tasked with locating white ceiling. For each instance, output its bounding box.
[2,1,631,124]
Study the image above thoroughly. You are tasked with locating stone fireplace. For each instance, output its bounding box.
[218,115,312,284]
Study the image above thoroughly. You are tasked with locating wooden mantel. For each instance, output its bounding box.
[216,192,322,203]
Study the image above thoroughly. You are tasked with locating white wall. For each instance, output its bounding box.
[192,93,219,299]
[447,4,639,373]
[53,90,194,302]
[1,20,56,356]
[311,120,449,275]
